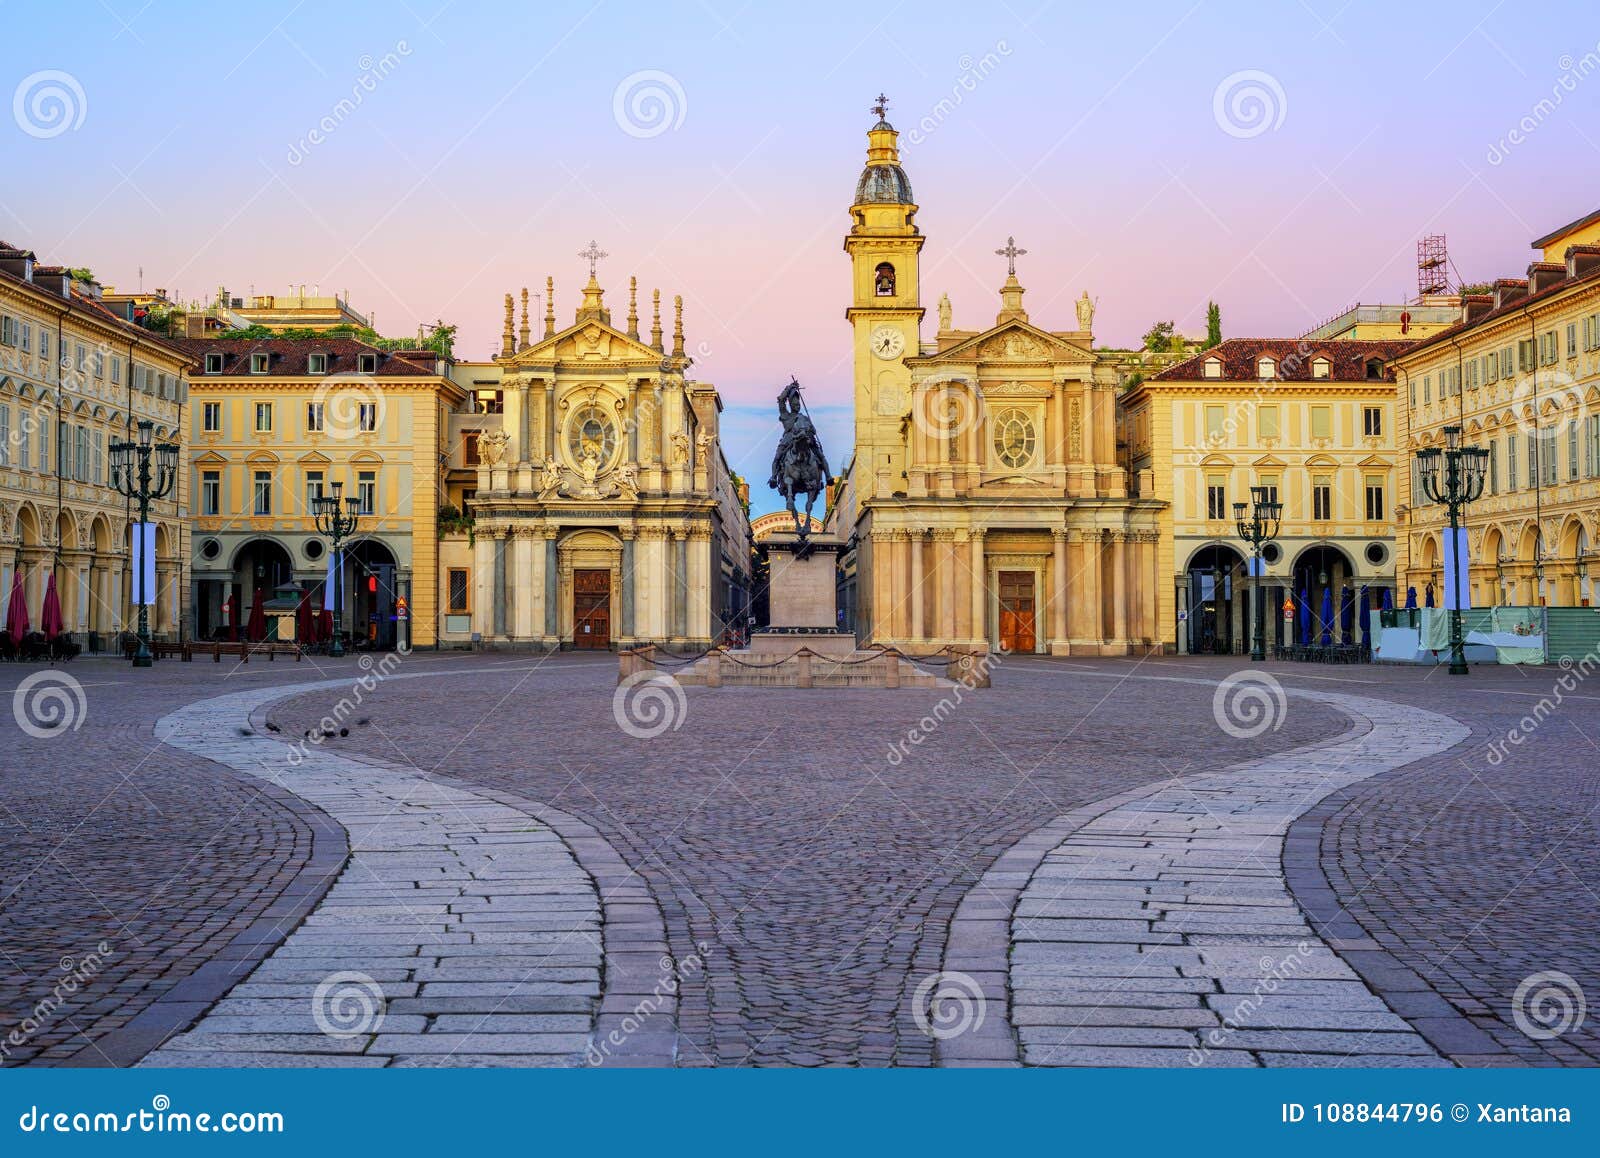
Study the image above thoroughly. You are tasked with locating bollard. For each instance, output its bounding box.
[797,648,813,688]
[707,652,723,688]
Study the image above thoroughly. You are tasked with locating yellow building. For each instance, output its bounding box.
[1301,297,1461,342]
[1,242,192,648]
[104,284,376,340]
[1395,209,1600,608]
[441,269,751,651]
[179,337,464,648]
[833,109,1163,655]
[1122,339,1411,653]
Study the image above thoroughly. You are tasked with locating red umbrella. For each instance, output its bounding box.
[222,591,238,642]
[4,569,28,638]
[296,592,313,644]
[40,574,64,640]
[318,609,333,643]
[246,586,267,643]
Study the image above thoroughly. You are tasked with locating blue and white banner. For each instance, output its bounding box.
[323,549,342,612]
[1443,527,1472,611]
[129,522,156,606]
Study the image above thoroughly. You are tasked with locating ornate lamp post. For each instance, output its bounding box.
[314,481,362,658]
[109,419,179,668]
[1416,425,1490,675]
[1233,484,1283,662]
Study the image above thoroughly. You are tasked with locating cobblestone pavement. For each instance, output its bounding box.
[138,679,606,1068]
[944,672,1466,1068]
[262,653,1349,1066]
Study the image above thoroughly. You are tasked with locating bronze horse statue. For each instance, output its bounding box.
[768,378,830,542]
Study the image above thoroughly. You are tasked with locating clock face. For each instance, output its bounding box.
[869,325,906,360]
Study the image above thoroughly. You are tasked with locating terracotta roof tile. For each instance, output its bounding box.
[175,337,443,378]
[1148,338,1412,383]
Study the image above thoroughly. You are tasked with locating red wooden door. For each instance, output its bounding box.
[573,569,611,648]
[998,570,1036,653]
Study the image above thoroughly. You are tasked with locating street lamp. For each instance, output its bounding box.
[1416,425,1490,675]
[314,480,362,657]
[109,419,179,668]
[1233,484,1283,662]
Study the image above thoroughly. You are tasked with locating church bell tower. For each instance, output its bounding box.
[845,95,924,505]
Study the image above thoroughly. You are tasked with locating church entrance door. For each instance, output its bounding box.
[573,569,611,649]
[998,570,1037,653]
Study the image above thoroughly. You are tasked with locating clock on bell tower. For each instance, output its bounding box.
[844,94,924,503]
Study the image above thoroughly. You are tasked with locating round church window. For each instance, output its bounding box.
[994,408,1036,469]
[568,405,618,470]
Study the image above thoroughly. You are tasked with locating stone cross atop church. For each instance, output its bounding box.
[995,236,1029,324]
[995,235,1027,278]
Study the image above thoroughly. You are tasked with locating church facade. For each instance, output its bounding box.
[441,267,751,651]
[832,111,1164,654]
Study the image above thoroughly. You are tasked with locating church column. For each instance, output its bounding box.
[472,530,495,638]
[908,531,925,642]
[674,530,689,640]
[935,530,956,648]
[1095,380,1116,495]
[689,525,712,641]
[620,531,635,641]
[952,530,971,642]
[968,529,986,647]
[544,382,557,461]
[512,530,535,639]
[1081,531,1103,648]
[1111,532,1129,652]
[868,529,892,646]
[517,381,532,464]
[492,531,509,638]
[544,532,559,640]
[1050,529,1069,653]
[1143,532,1160,649]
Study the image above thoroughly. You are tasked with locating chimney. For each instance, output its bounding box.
[1526,261,1565,295]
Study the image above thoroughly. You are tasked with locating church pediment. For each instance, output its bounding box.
[504,319,669,369]
[914,319,1093,366]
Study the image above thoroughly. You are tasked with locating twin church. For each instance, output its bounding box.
[455,105,1163,655]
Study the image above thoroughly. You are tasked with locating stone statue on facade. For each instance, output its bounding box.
[539,457,563,497]
[938,292,953,332]
[1076,290,1095,332]
[768,377,830,542]
[670,430,690,468]
[479,428,510,466]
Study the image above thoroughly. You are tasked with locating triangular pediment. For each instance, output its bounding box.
[1251,454,1289,469]
[502,317,672,369]
[914,318,1094,365]
[1356,454,1393,469]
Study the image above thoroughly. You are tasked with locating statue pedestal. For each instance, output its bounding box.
[765,532,843,632]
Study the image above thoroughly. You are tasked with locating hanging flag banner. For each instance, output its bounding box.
[323,549,342,611]
[1443,527,1472,611]
[1246,556,1266,577]
[130,521,157,606]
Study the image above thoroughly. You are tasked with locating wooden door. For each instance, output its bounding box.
[573,569,611,649]
[998,570,1036,653]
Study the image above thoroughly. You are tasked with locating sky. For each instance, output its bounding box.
[5,1,1598,514]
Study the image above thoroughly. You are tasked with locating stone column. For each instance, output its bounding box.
[472,532,494,638]
[544,533,559,639]
[674,531,688,640]
[512,530,535,639]
[492,532,509,638]
[891,530,910,641]
[517,381,532,463]
[953,530,972,642]
[909,531,925,642]
[1143,532,1159,648]
[1051,529,1069,653]
[1110,533,1129,650]
[936,530,956,648]
[1081,531,1103,648]
[968,529,986,647]
[869,529,893,646]
[544,383,557,461]
[620,532,635,640]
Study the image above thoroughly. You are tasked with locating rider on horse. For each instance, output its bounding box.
[768,378,830,539]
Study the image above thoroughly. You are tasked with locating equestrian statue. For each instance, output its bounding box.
[768,378,830,543]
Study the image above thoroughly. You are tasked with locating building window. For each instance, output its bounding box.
[1569,420,1580,481]
[36,415,46,472]
[93,430,103,484]
[357,353,377,374]
[0,315,17,346]
[250,352,269,373]
[1483,353,1497,384]
[1362,406,1383,437]
[205,353,223,373]
[993,408,1037,468]
[1567,323,1578,358]
[74,425,89,481]
[1312,476,1332,520]
[1257,405,1279,440]
[1204,405,1225,442]
[358,402,377,432]
[203,401,221,432]
[19,414,31,470]
[0,405,9,466]
[1257,475,1279,505]
[1588,415,1600,478]
[75,343,87,372]
[1206,475,1227,520]
[1202,358,1222,379]
[308,353,328,374]
[873,262,896,297]
[110,356,122,384]
[463,431,481,466]
[253,469,273,515]
[93,351,104,379]
[255,402,273,432]
[1507,437,1517,491]
[357,469,376,515]
[1365,358,1384,380]
[448,568,470,613]
[1488,439,1499,494]
[306,469,325,512]
[1311,357,1330,379]
[201,470,221,515]
[1364,477,1385,521]
[1257,357,1277,379]
[1310,405,1332,440]
[307,402,324,432]
[1540,430,1558,486]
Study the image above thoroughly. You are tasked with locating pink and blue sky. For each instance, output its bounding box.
[6,1,1597,511]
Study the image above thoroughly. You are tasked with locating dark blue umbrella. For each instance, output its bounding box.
[1424,582,1436,608]
[1320,588,1334,646]
[1382,587,1394,611]
[1298,587,1311,647]
[1404,586,1417,610]
[1340,588,1356,643]
[1358,586,1372,643]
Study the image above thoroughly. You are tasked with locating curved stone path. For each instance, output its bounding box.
[137,676,628,1068]
[941,675,1470,1067]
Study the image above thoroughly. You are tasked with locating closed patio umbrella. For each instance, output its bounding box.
[318,608,333,644]
[1424,582,1436,608]
[1382,587,1394,611]
[1320,588,1334,647]
[1339,587,1355,643]
[1404,586,1417,610]
[1358,586,1372,645]
[296,592,314,644]
[246,586,267,643]
[5,569,30,639]
[222,591,239,642]
[41,574,64,640]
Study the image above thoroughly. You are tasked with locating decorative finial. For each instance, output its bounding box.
[650,288,663,351]
[544,276,556,337]
[518,287,530,350]
[995,235,1027,279]
[672,294,684,357]
[871,93,890,121]
[627,276,639,340]
[578,239,608,278]
[502,292,515,356]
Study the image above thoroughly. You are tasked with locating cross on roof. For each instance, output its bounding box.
[995,235,1027,277]
[871,93,890,121]
[577,239,609,278]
